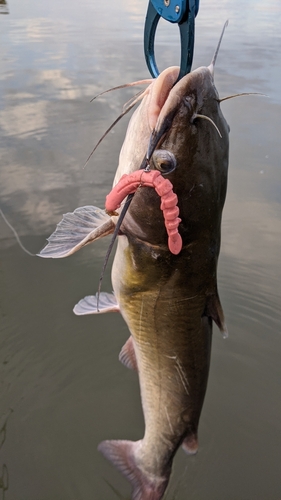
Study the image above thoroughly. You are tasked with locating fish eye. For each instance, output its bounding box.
[152,150,177,175]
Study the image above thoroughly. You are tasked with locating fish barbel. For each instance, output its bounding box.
[39,27,230,500]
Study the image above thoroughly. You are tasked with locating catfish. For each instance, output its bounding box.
[39,27,230,500]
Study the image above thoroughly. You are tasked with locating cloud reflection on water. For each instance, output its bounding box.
[0,0,280,257]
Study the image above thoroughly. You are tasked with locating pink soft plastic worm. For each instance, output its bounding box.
[105,169,182,255]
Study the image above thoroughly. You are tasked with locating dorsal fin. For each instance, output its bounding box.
[208,20,229,76]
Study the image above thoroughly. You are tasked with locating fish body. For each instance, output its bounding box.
[39,58,229,500]
[100,66,229,498]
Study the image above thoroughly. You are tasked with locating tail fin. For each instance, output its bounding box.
[98,439,170,500]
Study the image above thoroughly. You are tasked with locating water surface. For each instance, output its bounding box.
[0,1,281,499]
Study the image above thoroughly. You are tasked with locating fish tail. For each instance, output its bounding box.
[98,439,170,500]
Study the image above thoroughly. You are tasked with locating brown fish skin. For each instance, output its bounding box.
[98,66,229,499]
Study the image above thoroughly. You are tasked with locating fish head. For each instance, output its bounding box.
[149,65,229,230]
[119,64,230,249]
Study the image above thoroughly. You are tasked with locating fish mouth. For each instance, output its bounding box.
[147,111,178,163]
[146,64,221,162]
[146,20,228,151]
[146,68,197,162]
[146,66,179,131]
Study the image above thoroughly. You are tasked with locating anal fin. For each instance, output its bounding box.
[73,292,119,315]
[38,206,114,258]
[119,336,138,371]
[206,292,228,338]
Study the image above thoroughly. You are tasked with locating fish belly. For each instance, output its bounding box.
[112,235,213,477]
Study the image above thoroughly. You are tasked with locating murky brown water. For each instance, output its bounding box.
[0,0,281,499]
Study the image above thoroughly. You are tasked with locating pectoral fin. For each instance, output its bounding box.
[206,292,228,338]
[73,292,119,315]
[38,206,115,258]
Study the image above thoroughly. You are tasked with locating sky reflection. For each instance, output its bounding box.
[0,0,280,245]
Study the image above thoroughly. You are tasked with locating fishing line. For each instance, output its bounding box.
[96,193,134,311]
[96,125,168,309]
[0,208,36,257]
[96,152,152,309]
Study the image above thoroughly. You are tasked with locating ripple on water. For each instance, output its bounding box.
[218,253,281,368]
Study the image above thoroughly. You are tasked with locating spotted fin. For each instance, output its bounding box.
[38,206,114,258]
[119,336,138,371]
[73,292,119,315]
[98,439,170,500]
[206,292,228,338]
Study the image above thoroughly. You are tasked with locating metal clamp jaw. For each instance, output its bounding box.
[144,0,199,81]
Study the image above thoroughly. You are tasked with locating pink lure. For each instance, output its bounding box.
[105,169,182,255]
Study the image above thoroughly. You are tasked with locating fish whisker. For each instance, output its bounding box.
[85,83,151,168]
[219,92,267,102]
[193,114,222,138]
[123,88,149,112]
[83,99,143,168]
[90,79,153,102]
